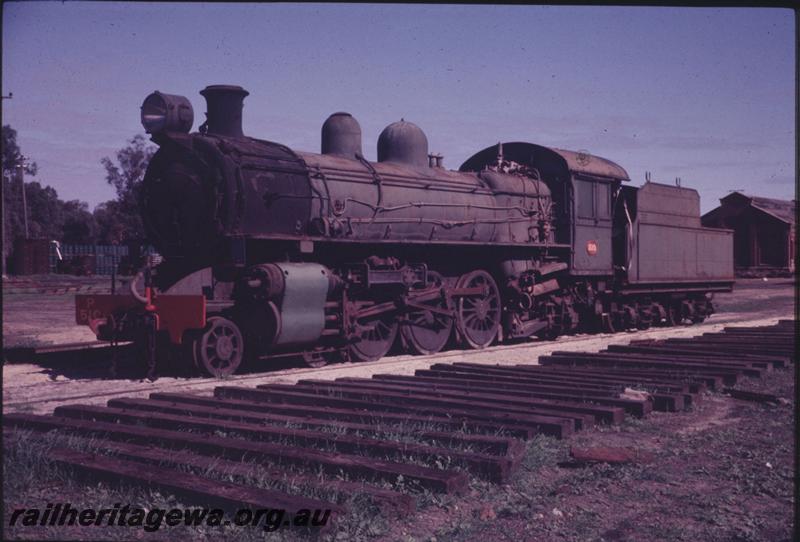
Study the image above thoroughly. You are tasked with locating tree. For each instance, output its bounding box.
[3,125,97,252]
[61,200,97,244]
[18,181,65,240]
[93,199,138,245]
[1,128,156,275]
[2,125,38,178]
[97,134,155,243]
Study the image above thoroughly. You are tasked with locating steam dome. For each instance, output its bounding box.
[377,120,429,167]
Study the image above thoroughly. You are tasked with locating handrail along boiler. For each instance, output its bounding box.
[75,85,734,376]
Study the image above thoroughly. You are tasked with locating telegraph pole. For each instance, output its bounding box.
[1,92,12,276]
[1,169,5,277]
[18,159,29,239]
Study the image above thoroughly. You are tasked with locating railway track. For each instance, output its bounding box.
[4,320,794,530]
[3,341,128,364]
[2,279,115,295]
[1,313,783,415]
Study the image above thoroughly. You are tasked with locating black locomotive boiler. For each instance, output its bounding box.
[75,85,734,377]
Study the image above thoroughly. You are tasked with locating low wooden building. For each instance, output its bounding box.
[701,192,795,276]
[11,238,52,275]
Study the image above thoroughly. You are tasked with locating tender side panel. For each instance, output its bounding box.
[631,223,734,282]
[696,227,735,280]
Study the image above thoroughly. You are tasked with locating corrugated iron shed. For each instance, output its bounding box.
[701,192,795,276]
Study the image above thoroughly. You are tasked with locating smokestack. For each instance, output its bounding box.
[199,85,249,138]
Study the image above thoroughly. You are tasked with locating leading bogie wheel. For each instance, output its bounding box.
[456,269,501,349]
[193,316,245,377]
[301,349,337,368]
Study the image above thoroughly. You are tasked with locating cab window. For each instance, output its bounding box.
[596,182,610,218]
[576,179,594,218]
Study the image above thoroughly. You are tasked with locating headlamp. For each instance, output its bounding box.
[141,91,194,134]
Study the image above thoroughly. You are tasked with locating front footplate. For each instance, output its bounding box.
[75,294,206,344]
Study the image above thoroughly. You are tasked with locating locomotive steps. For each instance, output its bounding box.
[4,320,794,530]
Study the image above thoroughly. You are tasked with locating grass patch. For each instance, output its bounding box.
[3,429,394,540]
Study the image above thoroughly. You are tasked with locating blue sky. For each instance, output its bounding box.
[2,3,795,212]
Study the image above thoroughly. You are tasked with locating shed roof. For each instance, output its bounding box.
[721,192,796,225]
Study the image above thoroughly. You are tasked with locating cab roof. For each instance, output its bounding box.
[460,142,630,181]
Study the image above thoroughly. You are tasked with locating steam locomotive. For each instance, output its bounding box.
[75,85,734,377]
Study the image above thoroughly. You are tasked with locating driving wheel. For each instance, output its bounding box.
[456,270,501,349]
[401,271,454,355]
[348,308,399,362]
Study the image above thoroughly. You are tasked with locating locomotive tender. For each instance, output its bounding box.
[75,85,734,377]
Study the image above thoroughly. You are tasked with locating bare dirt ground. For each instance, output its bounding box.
[2,276,797,541]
